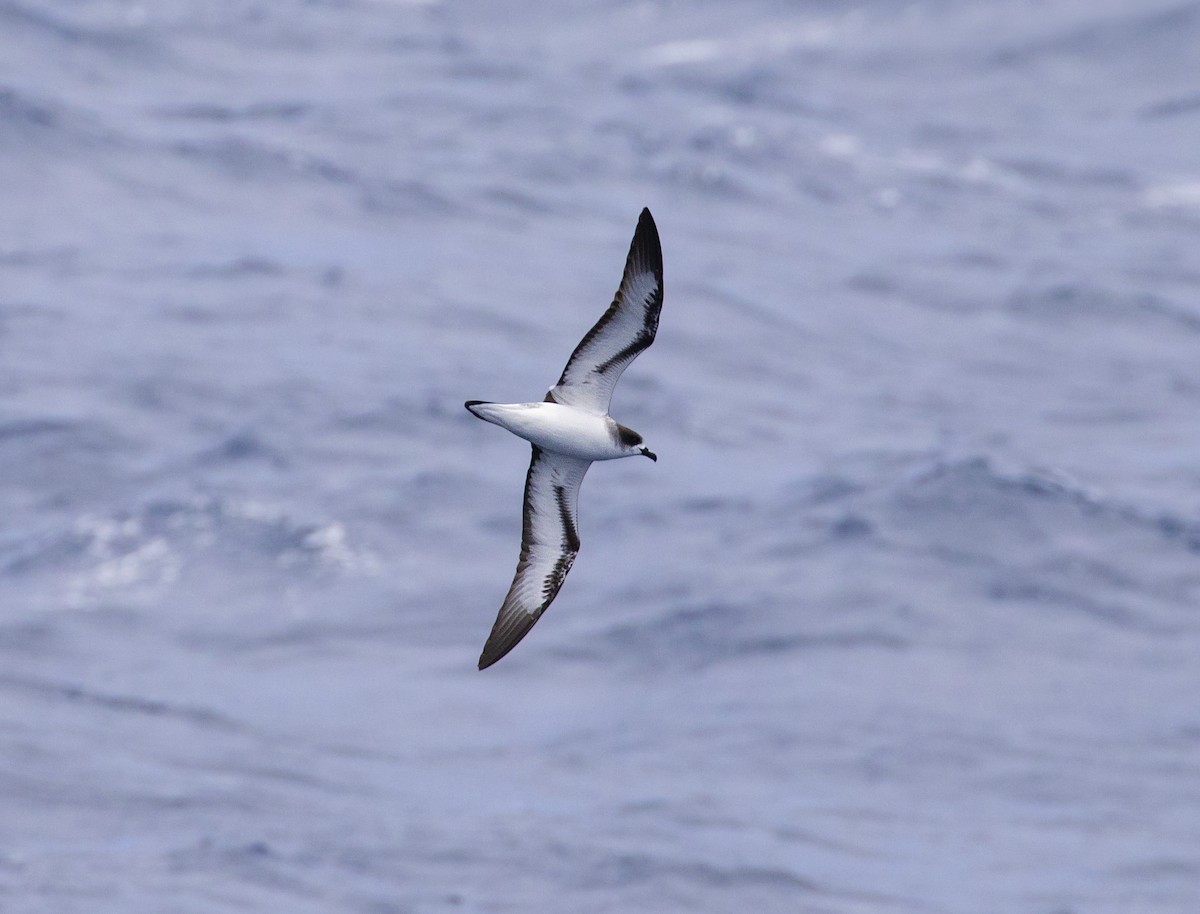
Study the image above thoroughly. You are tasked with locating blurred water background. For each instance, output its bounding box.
[3,1,1200,911]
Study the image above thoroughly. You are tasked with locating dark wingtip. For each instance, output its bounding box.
[477,620,536,670]
[632,208,662,279]
[637,208,656,237]
[464,400,489,414]
[478,651,504,670]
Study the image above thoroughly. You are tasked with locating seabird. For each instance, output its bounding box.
[466,208,664,669]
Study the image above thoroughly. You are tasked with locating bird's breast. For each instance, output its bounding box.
[479,402,625,460]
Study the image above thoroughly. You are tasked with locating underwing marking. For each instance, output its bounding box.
[554,484,581,553]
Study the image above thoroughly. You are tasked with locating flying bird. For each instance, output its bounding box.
[465,208,664,669]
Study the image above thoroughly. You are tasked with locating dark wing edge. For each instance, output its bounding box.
[478,446,589,669]
[545,208,664,407]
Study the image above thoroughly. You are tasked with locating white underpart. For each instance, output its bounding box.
[467,402,629,461]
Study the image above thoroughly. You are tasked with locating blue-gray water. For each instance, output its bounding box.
[4,1,1200,911]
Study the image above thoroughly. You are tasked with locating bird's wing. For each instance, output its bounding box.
[544,208,663,416]
[478,445,591,669]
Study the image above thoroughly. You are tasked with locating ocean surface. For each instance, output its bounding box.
[3,1,1200,911]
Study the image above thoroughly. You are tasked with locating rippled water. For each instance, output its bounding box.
[4,1,1200,911]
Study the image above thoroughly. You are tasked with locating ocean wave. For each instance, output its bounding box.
[2,497,379,612]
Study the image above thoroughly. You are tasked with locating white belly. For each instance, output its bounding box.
[468,402,625,460]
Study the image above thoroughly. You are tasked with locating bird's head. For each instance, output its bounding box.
[615,422,657,462]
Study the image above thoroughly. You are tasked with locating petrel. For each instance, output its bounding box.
[465,208,664,669]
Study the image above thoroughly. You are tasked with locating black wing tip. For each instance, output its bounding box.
[477,647,506,670]
[465,400,489,413]
[477,618,537,669]
[477,652,498,670]
[631,207,662,278]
